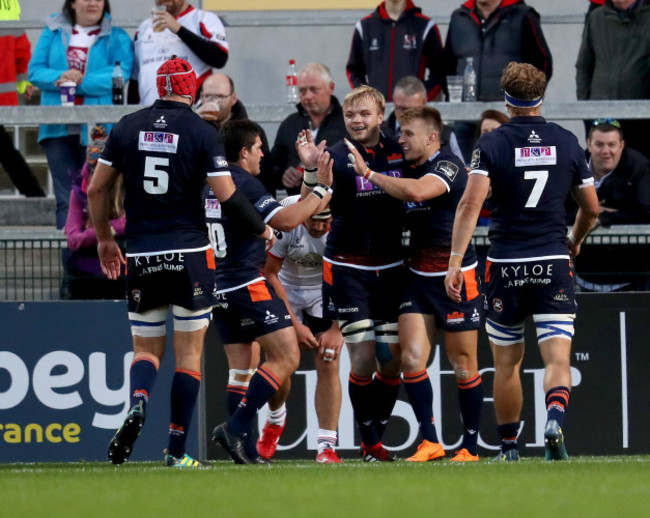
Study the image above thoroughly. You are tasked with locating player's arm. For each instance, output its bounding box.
[296,130,328,199]
[269,152,333,231]
[445,173,490,302]
[568,183,599,258]
[207,175,274,243]
[263,253,319,349]
[87,161,125,280]
[345,138,446,201]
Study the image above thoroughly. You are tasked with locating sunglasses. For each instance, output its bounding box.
[591,118,621,128]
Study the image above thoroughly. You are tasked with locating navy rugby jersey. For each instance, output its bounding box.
[204,164,283,291]
[100,99,230,254]
[470,116,593,260]
[324,134,405,266]
[405,147,477,273]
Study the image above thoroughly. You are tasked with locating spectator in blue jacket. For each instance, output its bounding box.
[28,0,133,229]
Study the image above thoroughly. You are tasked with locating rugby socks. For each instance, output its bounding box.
[403,370,439,443]
[317,429,338,453]
[372,373,401,440]
[348,372,380,446]
[129,357,158,412]
[498,422,520,453]
[546,386,570,427]
[228,366,280,435]
[267,403,287,426]
[167,369,201,458]
[457,373,484,455]
[227,389,245,416]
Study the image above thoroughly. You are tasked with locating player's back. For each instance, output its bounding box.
[104,99,227,254]
[474,116,590,259]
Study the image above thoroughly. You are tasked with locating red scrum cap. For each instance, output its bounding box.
[156,55,197,101]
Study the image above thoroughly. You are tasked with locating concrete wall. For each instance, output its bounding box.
[20,1,591,142]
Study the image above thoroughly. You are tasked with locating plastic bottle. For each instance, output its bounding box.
[112,61,124,105]
[286,59,299,104]
[462,57,477,102]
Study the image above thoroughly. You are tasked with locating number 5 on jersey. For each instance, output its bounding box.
[144,156,170,194]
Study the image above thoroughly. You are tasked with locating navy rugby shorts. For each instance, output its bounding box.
[212,280,292,344]
[484,258,576,325]
[126,249,217,314]
[399,269,483,332]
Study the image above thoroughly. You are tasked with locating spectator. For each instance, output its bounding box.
[586,119,650,226]
[479,109,509,136]
[588,0,606,15]
[443,0,552,161]
[346,0,444,101]
[576,0,650,158]
[382,76,464,163]
[271,62,346,195]
[0,0,46,197]
[63,125,125,300]
[28,0,133,229]
[197,74,275,195]
[129,0,228,106]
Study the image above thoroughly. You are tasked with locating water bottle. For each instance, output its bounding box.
[462,57,477,102]
[112,61,124,105]
[286,59,299,104]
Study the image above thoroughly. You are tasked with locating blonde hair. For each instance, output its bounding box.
[399,106,442,134]
[343,85,385,114]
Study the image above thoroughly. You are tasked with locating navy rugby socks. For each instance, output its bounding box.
[168,369,201,458]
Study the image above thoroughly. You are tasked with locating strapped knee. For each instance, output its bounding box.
[374,320,399,344]
[339,318,374,344]
[172,305,212,332]
[486,318,525,346]
[228,368,256,387]
[129,306,168,337]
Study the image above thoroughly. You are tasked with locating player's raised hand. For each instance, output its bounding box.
[316,151,333,187]
[344,138,367,177]
[295,130,326,169]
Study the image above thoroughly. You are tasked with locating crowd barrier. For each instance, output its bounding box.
[1,292,648,463]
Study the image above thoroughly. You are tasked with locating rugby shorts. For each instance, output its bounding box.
[399,269,483,332]
[484,258,577,325]
[212,280,293,344]
[126,248,217,314]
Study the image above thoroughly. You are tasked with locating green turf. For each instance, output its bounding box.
[2,457,649,518]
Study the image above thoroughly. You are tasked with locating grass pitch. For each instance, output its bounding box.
[2,456,649,518]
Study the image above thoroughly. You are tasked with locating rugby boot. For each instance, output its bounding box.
[405,439,445,462]
[108,401,145,465]
[212,422,259,465]
[164,449,210,468]
[450,448,479,462]
[493,449,520,462]
[256,420,286,460]
[361,442,395,462]
[544,419,569,461]
[316,447,343,464]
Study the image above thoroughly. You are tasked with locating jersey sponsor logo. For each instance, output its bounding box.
[514,146,557,167]
[470,148,481,169]
[204,198,222,218]
[403,34,417,50]
[138,131,179,153]
[471,308,481,323]
[446,311,465,324]
[553,290,570,302]
[256,196,275,210]
[356,169,402,192]
[405,200,427,212]
[528,130,542,144]
[213,155,228,168]
[434,160,459,181]
[492,298,503,312]
[153,116,167,129]
[131,289,142,303]
[264,310,279,325]
[369,38,379,51]
[387,153,403,164]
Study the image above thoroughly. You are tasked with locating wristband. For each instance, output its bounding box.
[263,225,274,241]
[303,167,318,187]
[567,231,577,245]
[450,252,463,258]
[363,168,375,181]
[311,183,332,200]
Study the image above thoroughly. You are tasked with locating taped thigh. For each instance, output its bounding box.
[374,320,399,344]
[339,318,374,344]
[129,306,168,337]
[533,313,575,343]
[485,318,525,346]
[172,305,213,332]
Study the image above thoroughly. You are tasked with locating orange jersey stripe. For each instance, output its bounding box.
[323,260,333,286]
[248,281,272,302]
[462,268,480,300]
[206,248,216,270]
[485,260,492,283]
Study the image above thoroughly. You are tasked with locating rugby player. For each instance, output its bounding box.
[299,85,405,462]
[208,119,332,464]
[261,196,343,463]
[445,62,599,461]
[346,105,484,462]
[88,57,271,467]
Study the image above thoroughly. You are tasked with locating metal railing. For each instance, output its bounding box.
[1,225,648,301]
